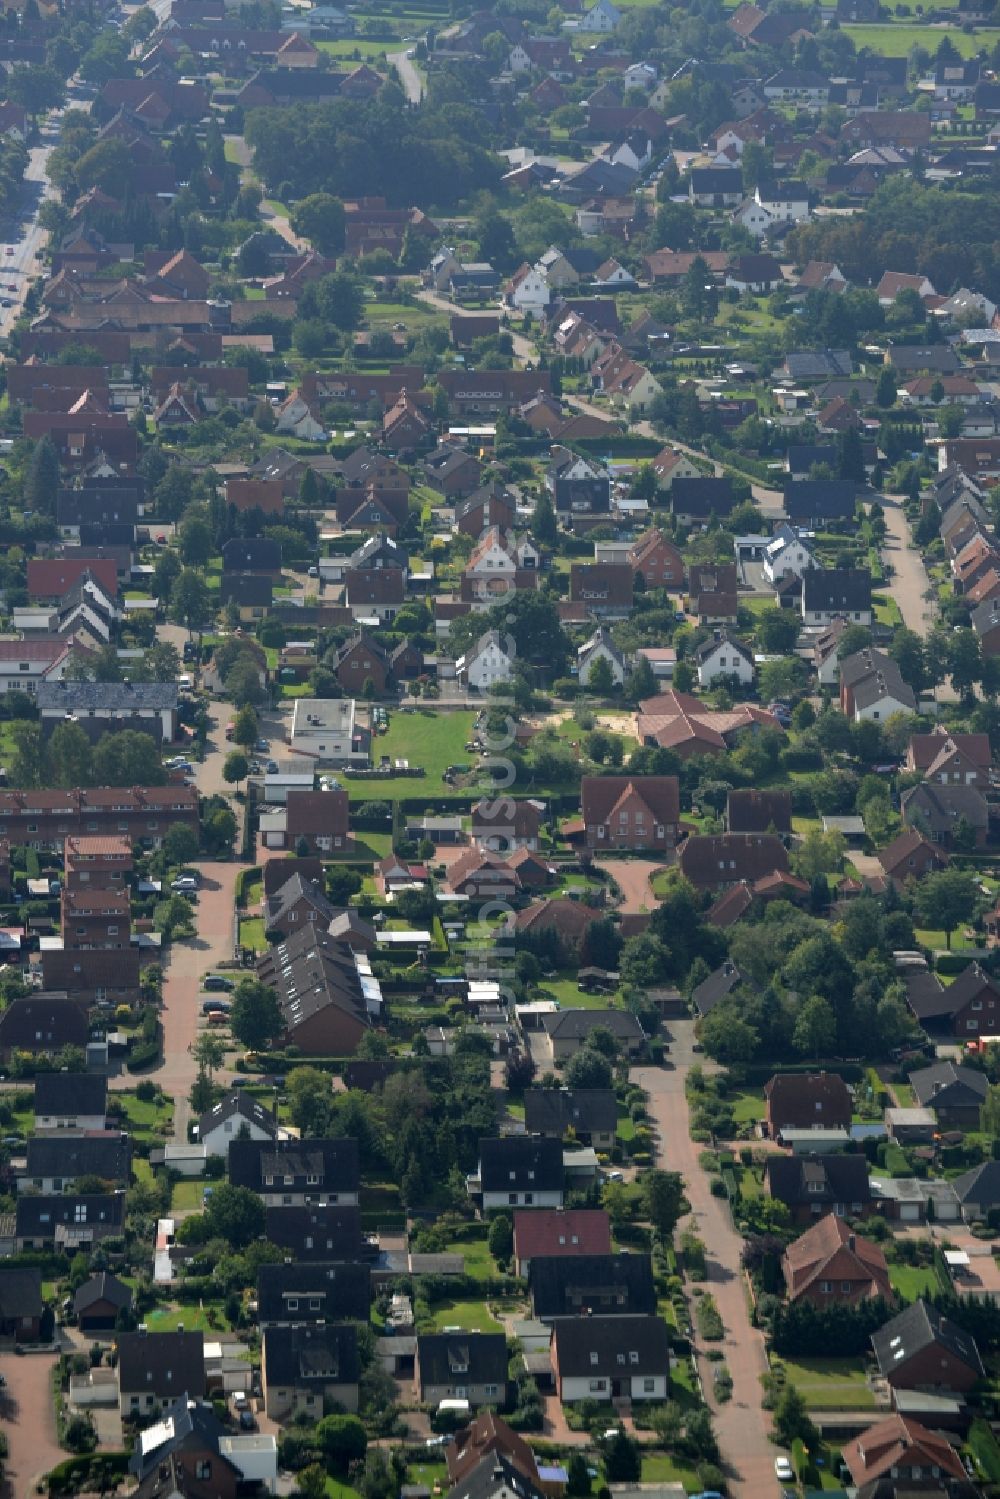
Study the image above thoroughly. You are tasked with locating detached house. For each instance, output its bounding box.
[117,1329,205,1416]
[766,1152,872,1224]
[416,1333,509,1410]
[782,1215,892,1306]
[802,568,872,626]
[475,1136,564,1211]
[764,1072,853,1139]
[871,1300,984,1392]
[513,1208,612,1276]
[552,1316,670,1403]
[693,632,753,688]
[581,774,680,852]
[262,1323,359,1420]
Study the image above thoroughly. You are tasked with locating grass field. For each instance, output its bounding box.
[115,1089,174,1142]
[426,1298,503,1332]
[538,974,621,1010]
[147,1301,230,1333]
[731,1089,765,1124]
[780,1357,875,1410]
[842,21,982,53]
[639,1454,702,1493]
[351,708,476,800]
[316,37,394,56]
[443,1234,494,1280]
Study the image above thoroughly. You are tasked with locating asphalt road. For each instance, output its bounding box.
[0,108,67,337]
[879,493,934,639]
[635,1024,777,1496]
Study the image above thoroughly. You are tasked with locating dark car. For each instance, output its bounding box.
[201,999,231,1016]
[203,974,235,992]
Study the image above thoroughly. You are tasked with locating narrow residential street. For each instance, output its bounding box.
[879,494,934,639]
[389,48,424,103]
[634,1022,775,1497]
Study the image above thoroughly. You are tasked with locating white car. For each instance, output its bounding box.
[774,1456,794,1482]
[170,877,199,893]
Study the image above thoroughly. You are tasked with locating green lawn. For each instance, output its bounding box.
[352,708,476,800]
[914,927,978,951]
[537,975,621,1010]
[780,1357,875,1410]
[239,916,268,953]
[889,1262,941,1301]
[442,1236,495,1281]
[171,1178,208,1212]
[315,37,393,56]
[114,1089,174,1142]
[426,1298,503,1333]
[147,1301,230,1333]
[639,1454,702,1492]
[731,1089,765,1124]
[843,20,982,52]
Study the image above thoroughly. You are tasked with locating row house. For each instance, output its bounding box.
[0,787,199,849]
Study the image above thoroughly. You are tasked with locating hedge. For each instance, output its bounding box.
[47,1453,130,1496]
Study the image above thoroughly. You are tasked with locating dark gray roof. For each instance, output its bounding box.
[219,573,273,607]
[765,1152,871,1207]
[257,1261,370,1323]
[197,1090,278,1142]
[36,681,178,712]
[0,1266,42,1320]
[523,1088,617,1137]
[34,1071,106,1118]
[74,1270,132,1315]
[129,1396,229,1482]
[691,961,755,1016]
[255,926,372,1039]
[785,349,853,381]
[692,631,753,666]
[228,1136,359,1194]
[786,443,838,475]
[264,1203,364,1262]
[417,1331,508,1387]
[221,537,282,572]
[907,962,999,1021]
[479,1136,564,1194]
[540,1009,645,1042]
[529,1252,655,1319]
[785,480,857,522]
[902,783,989,835]
[802,567,872,612]
[553,1313,669,1377]
[117,1329,205,1398]
[952,1159,1000,1208]
[669,477,735,517]
[25,1133,131,1182]
[0,994,88,1054]
[910,1061,989,1108]
[871,1300,984,1381]
[16,1192,125,1239]
[263,1322,360,1389]
[886,344,962,374]
[265,872,338,931]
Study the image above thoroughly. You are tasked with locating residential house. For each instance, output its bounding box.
[842,1415,965,1491]
[416,1333,509,1409]
[512,1209,612,1277]
[254,927,379,1055]
[651,448,701,492]
[257,1262,371,1330]
[523,1089,617,1149]
[530,1253,656,1320]
[692,632,753,688]
[784,480,857,528]
[475,1137,564,1211]
[871,1300,983,1392]
[262,1323,359,1420]
[21,1134,131,1195]
[263,874,337,941]
[763,524,818,582]
[264,1204,365,1264]
[542,1009,645,1063]
[288,699,368,768]
[227,1136,360,1205]
[878,828,948,890]
[577,628,628,688]
[726,789,792,836]
[782,1215,892,1305]
[117,1328,206,1416]
[764,1072,853,1139]
[910,1061,988,1130]
[906,731,991,785]
[952,1159,1000,1221]
[36,680,177,743]
[197,1092,279,1157]
[15,1192,125,1253]
[552,1316,670,1403]
[457,631,515,693]
[629,528,685,588]
[725,252,784,293]
[905,962,1000,1037]
[839,648,917,721]
[471,798,544,854]
[34,1072,106,1132]
[0,994,90,1063]
[0,1267,43,1342]
[688,167,743,206]
[446,1414,539,1487]
[670,477,735,524]
[765,1152,872,1224]
[901,782,989,849]
[801,568,872,626]
[74,1272,133,1334]
[580,775,680,852]
[679,833,789,890]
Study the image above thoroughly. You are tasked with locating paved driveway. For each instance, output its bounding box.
[0,1350,62,1498]
[634,1022,776,1496]
[594,858,667,915]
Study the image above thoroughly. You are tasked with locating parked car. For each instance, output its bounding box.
[203,974,234,991]
[170,877,199,893]
[201,1000,231,1016]
[775,1457,794,1483]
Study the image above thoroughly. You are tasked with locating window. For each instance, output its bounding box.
[590,1353,599,1366]
[287,1298,299,1311]
[195,1462,211,1481]
[643,1378,655,1393]
[841,1281,852,1293]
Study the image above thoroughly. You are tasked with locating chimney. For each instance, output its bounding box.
[847,1234,855,1252]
